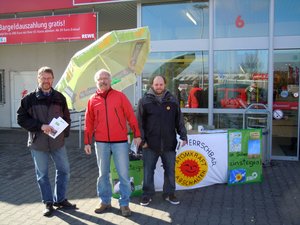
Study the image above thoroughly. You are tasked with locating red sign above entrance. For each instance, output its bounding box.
[73,0,131,5]
[0,13,97,45]
[0,0,73,14]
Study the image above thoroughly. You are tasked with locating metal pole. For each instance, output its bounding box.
[79,113,82,149]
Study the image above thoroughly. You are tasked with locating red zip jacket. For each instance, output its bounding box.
[84,88,140,144]
[188,87,203,108]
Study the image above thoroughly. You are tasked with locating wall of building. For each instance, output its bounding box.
[0,41,90,127]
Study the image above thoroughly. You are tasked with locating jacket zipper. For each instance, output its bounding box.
[159,101,164,153]
[114,108,124,130]
[104,98,110,142]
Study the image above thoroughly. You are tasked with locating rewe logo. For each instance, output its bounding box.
[0,37,7,43]
[82,33,95,39]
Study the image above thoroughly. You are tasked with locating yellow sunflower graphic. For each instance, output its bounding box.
[175,150,208,187]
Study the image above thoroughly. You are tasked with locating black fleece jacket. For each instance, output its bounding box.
[137,89,187,153]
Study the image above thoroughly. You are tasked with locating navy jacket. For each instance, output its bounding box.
[137,89,187,153]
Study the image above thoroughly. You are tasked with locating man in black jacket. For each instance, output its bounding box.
[137,75,187,206]
[17,66,76,217]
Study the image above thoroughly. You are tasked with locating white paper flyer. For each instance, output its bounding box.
[48,117,69,139]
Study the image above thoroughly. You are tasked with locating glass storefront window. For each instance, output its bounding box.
[183,113,208,134]
[142,1,209,40]
[272,49,300,158]
[214,0,269,38]
[214,50,268,109]
[274,0,300,36]
[214,113,244,129]
[142,51,208,109]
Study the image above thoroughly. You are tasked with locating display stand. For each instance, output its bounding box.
[243,103,270,165]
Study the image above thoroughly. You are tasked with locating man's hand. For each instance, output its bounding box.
[142,142,149,148]
[133,137,142,148]
[181,140,187,147]
[41,124,54,135]
[84,144,92,155]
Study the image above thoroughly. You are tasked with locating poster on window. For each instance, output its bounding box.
[227,129,263,185]
[0,13,97,45]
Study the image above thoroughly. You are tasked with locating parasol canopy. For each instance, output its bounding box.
[55,26,150,111]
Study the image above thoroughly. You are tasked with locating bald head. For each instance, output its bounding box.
[151,75,166,96]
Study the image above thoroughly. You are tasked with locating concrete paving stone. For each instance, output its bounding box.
[219,217,233,225]
[207,222,221,225]
[231,216,245,223]
[219,222,233,225]
[193,218,208,225]
[207,216,221,222]
[220,212,233,219]
[209,209,223,216]
[266,212,281,221]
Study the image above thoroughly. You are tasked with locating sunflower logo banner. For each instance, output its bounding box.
[227,129,263,185]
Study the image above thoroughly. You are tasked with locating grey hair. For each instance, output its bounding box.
[94,69,111,82]
[37,66,54,78]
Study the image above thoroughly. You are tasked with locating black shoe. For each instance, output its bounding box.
[140,196,152,206]
[54,199,77,209]
[43,203,54,217]
[164,194,180,205]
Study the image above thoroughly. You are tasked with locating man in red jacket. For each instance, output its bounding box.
[188,79,203,108]
[84,69,141,217]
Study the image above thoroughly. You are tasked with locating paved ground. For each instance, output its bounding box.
[1,128,300,225]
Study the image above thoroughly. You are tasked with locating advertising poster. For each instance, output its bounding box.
[73,0,126,5]
[110,132,229,196]
[0,13,97,45]
[227,129,263,185]
[0,0,73,14]
[155,133,228,191]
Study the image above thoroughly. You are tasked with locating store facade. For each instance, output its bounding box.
[0,0,300,162]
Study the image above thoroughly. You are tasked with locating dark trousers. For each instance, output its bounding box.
[142,148,176,197]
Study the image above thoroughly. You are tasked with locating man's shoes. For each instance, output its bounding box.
[94,203,112,214]
[43,203,54,217]
[140,196,152,206]
[54,199,77,209]
[120,206,131,217]
[164,194,180,205]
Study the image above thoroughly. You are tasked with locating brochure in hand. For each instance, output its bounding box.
[48,117,69,139]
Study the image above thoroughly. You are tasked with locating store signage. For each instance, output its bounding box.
[227,129,263,185]
[235,15,245,28]
[73,0,132,5]
[0,13,97,45]
[252,73,268,80]
[0,0,73,14]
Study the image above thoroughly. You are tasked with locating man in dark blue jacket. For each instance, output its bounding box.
[137,75,187,206]
[17,66,76,217]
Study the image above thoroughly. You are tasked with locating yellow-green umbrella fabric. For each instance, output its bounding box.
[55,27,150,111]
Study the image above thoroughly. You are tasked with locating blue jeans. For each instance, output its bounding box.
[142,148,176,197]
[31,146,70,204]
[95,142,131,206]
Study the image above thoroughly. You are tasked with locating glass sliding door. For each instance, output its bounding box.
[272,50,300,160]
